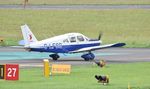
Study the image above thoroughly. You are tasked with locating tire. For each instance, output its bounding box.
[49,54,59,61]
[84,58,90,61]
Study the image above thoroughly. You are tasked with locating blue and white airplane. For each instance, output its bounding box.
[20,24,125,61]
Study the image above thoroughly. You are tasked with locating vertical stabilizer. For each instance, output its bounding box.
[20,24,38,46]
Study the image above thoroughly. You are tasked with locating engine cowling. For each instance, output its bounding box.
[81,53,95,61]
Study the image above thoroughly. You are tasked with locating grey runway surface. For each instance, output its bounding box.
[0,5,150,10]
[0,47,150,68]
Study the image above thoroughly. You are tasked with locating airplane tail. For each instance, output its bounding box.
[20,24,38,46]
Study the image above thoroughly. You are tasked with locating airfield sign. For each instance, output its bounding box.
[0,65,5,79]
[5,64,19,80]
[52,64,71,74]
[0,64,19,80]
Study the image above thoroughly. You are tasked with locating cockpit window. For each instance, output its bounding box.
[63,39,69,43]
[77,35,84,42]
[69,36,76,43]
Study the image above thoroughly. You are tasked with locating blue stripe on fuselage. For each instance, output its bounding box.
[30,43,100,53]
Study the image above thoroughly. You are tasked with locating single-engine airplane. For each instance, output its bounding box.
[20,24,125,61]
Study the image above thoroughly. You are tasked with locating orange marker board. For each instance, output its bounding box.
[52,64,71,74]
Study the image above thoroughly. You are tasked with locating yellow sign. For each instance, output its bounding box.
[52,64,71,74]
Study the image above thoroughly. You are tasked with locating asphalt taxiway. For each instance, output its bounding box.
[0,5,150,10]
[0,47,150,68]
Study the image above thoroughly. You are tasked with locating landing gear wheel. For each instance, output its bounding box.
[49,54,60,61]
[84,58,90,61]
[81,52,95,61]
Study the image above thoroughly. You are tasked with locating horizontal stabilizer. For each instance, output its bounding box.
[18,40,25,45]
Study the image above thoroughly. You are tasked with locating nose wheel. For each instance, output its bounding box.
[49,54,60,61]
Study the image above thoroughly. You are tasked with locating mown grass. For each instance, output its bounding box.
[0,9,150,47]
[0,0,150,5]
[0,62,150,89]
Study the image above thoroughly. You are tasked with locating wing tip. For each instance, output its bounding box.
[113,43,126,47]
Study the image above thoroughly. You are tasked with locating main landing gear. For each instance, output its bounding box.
[81,52,95,61]
[49,54,60,61]
[49,52,95,61]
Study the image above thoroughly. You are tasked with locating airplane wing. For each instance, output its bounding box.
[70,43,126,53]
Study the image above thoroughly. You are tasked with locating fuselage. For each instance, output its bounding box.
[28,33,101,53]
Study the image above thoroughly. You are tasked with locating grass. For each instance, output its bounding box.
[0,9,150,47]
[0,62,150,89]
[0,0,150,5]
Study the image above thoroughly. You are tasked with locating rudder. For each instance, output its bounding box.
[20,24,38,45]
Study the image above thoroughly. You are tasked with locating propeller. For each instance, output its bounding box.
[98,32,103,40]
